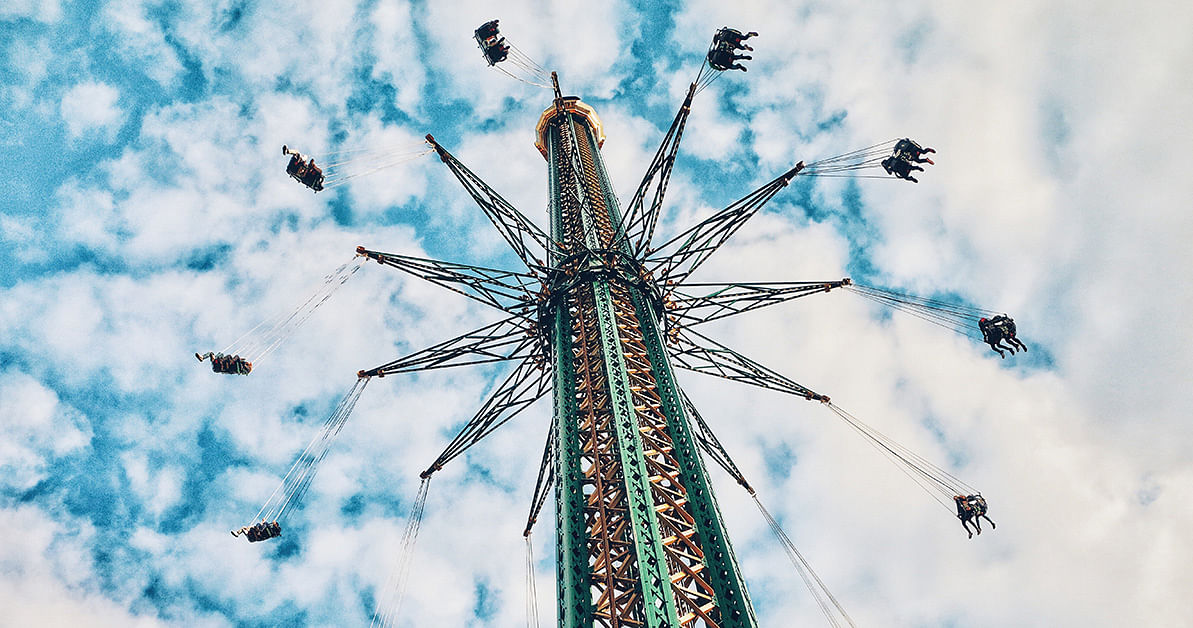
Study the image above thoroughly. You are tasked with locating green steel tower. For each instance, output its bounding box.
[353,70,844,626]
[236,22,989,628]
[537,94,755,627]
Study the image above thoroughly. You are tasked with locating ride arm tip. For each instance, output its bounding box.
[419,463,442,480]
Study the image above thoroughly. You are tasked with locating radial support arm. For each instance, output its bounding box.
[358,247,539,316]
[420,354,551,478]
[523,418,557,536]
[647,162,805,284]
[425,134,561,270]
[668,327,827,402]
[680,389,754,493]
[616,82,698,256]
[359,315,538,378]
[667,279,851,326]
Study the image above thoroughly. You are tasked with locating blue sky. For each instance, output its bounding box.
[3,1,1192,626]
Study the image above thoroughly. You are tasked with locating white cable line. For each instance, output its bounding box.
[371,479,430,628]
[754,497,855,627]
[323,150,435,187]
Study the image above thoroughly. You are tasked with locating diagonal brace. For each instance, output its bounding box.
[647,161,805,284]
[420,353,551,478]
[359,314,537,378]
[357,246,539,316]
[667,279,850,326]
[615,82,698,256]
[668,326,827,402]
[522,417,556,536]
[425,135,560,270]
[679,388,754,493]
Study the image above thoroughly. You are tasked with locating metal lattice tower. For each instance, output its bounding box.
[232,25,990,628]
[347,66,851,627]
[537,96,755,628]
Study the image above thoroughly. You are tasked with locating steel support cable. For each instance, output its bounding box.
[849,289,976,337]
[236,377,370,534]
[505,52,550,80]
[845,284,1000,339]
[829,406,956,509]
[317,140,430,159]
[803,155,886,170]
[670,330,976,511]
[370,478,431,628]
[802,155,889,173]
[801,139,898,168]
[320,143,431,168]
[849,284,996,317]
[799,174,897,179]
[220,256,364,365]
[494,63,553,89]
[323,149,435,188]
[525,534,541,628]
[680,390,854,627]
[221,261,355,358]
[508,40,549,75]
[754,497,856,628]
[247,259,365,362]
[322,149,439,188]
[272,377,370,521]
[695,65,726,95]
[824,402,977,510]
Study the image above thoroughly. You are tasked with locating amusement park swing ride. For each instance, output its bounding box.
[199,21,1024,627]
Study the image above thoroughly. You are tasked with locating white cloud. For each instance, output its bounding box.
[0,506,165,627]
[60,81,125,140]
[0,0,62,23]
[0,371,91,491]
[5,1,1193,626]
[101,1,184,88]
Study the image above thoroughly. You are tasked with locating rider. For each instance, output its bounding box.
[282,145,325,191]
[978,317,1016,358]
[484,38,510,64]
[990,314,1027,353]
[881,155,923,183]
[475,20,499,40]
[893,138,936,164]
[895,139,935,164]
[967,494,996,532]
[954,495,978,538]
[707,47,749,72]
[716,27,758,51]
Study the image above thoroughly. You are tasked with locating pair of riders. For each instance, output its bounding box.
[881,138,936,183]
[196,351,253,375]
[232,520,281,543]
[707,27,756,72]
[474,20,510,65]
[954,494,995,538]
[283,145,324,192]
[978,314,1027,358]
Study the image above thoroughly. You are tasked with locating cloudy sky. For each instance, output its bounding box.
[3,1,1192,626]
